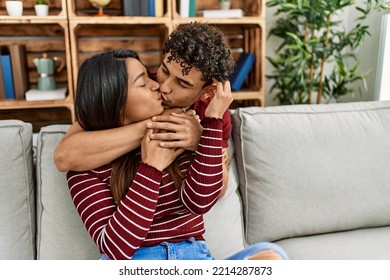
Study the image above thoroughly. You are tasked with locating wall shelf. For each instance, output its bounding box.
[0,0,265,130]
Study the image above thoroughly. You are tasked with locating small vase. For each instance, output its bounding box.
[35,4,49,16]
[5,1,23,17]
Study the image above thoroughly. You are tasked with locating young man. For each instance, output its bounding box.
[54,22,235,197]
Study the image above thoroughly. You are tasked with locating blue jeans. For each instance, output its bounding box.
[225,242,289,260]
[99,238,288,260]
[100,237,214,260]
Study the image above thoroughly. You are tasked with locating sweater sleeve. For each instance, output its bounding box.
[180,117,224,214]
[67,162,162,260]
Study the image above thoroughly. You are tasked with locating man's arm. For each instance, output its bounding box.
[54,120,147,172]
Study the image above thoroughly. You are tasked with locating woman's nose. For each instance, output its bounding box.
[150,79,159,91]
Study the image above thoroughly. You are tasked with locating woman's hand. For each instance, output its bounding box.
[205,80,233,119]
[141,128,184,171]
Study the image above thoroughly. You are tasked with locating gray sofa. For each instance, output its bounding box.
[1,100,390,260]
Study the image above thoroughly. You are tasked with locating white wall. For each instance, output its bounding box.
[376,12,390,100]
[264,1,383,106]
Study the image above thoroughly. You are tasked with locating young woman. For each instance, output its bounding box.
[67,49,288,260]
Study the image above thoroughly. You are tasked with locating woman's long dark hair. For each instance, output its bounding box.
[75,49,191,205]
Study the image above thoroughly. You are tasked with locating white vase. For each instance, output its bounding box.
[5,1,23,17]
[35,4,49,16]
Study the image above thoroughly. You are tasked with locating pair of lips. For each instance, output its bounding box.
[159,92,170,107]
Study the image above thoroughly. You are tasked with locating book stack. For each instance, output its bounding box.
[202,9,244,18]
[123,0,164,17]
[25,87,67,101]
[0,45,29,100]
[230,53,256,91]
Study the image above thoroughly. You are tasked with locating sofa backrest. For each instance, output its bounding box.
[0,120,35,260]
[232,100,390,244]
[35,125,100,259]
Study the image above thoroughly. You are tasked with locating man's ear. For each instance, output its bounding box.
[199,85,214,100]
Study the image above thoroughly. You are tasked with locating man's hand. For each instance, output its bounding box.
[141,129,184,171]
[147,109,203,151]
[205,80,233,119]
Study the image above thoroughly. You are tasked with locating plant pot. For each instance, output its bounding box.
[34,4,49,16]
[219,0,231,9]
[5,1,23,17]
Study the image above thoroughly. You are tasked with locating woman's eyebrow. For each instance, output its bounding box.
[133,72,146,83]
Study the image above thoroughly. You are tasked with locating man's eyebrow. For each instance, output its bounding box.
[177,77,194,87]
[162,61,194,87]
[133,72,146,83]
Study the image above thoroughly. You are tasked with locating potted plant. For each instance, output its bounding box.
[266,0,389,105]
[5,0,23,17]
[35,0,49,16]
[219,0,231,10]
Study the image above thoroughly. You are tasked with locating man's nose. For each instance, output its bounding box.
[159,78,172,94]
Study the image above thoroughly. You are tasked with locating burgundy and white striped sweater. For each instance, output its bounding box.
[67,118,224,260]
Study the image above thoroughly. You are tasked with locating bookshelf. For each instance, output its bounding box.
[172,0,265,106]
[67,0,171,91]
[0,0,74,131]
[0,0,265,131]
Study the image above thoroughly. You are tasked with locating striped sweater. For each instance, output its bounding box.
[67,117,224,260]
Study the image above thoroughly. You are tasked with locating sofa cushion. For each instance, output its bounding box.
[203,138,245,259]
[232,101,390,243]
[0,120,35,259]
[36,125,100,259]
[276,226,390,260]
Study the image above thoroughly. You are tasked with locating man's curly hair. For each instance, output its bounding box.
[163,22,235,84]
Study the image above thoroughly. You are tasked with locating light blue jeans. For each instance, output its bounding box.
[99,238,288,260]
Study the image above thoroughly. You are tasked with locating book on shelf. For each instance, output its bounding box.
[0,53,4,99]
[123,0,137,16]
[189,0,196,17]
[230,52,255,91]
[148,0,155,16]
[179,0,196,18]
[202,8,244,18]
[123,0,149,16]
[140,0,149,16]
[179,0,190,18]
[0,46,15,99]
[155,0,164,17]
[9,44,29,100]
[25,87,67,101]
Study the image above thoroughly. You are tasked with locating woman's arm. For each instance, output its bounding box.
[54,120,148,172]
[67,163,162,260]
[67,129,182,260]
[180,117,224,214]
[180,81,233,212]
